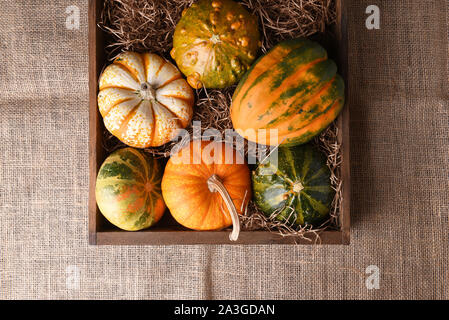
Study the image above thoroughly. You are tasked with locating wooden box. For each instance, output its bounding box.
[88,0,350,245]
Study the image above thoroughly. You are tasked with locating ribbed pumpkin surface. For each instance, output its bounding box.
[171,0,260,88]
[95,148,165,231]
[162,141,251,230]
[98,52,194,148]
[231,38,345,146]
[252,144,333,227]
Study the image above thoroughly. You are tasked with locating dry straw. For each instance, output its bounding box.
[99,0,340,240]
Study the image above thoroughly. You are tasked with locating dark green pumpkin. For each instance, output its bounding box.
[252,143,334,227]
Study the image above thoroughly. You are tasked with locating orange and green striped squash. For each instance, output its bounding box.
[230,38,345,146]
[95,148,166,231]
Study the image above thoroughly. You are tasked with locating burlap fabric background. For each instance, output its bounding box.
[0,0,447,299]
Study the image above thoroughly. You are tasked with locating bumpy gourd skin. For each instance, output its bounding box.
[252,144,334,227]
[171,0,261,89]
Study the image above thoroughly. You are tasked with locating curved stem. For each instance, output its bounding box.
[207,174,240,241]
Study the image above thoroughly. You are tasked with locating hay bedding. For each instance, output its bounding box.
[99,0,341,242]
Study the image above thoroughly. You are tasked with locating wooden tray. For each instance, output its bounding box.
[88,0,350,245]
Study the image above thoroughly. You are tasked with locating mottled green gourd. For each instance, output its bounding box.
[95,148,166,231]
[252,144,334,227]
[171,0,261,89]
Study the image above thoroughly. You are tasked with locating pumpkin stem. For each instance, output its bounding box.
[139,82,156,100]
[207,174,240,241]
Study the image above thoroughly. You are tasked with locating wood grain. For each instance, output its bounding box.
[88,0,106,245]
[88,0,350,245]
[336,0,351,244]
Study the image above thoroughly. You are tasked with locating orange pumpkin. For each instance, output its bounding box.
[161,140,251,240]
[98,51,194,148]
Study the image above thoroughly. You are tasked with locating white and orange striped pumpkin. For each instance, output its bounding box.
[98,52,194,148]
